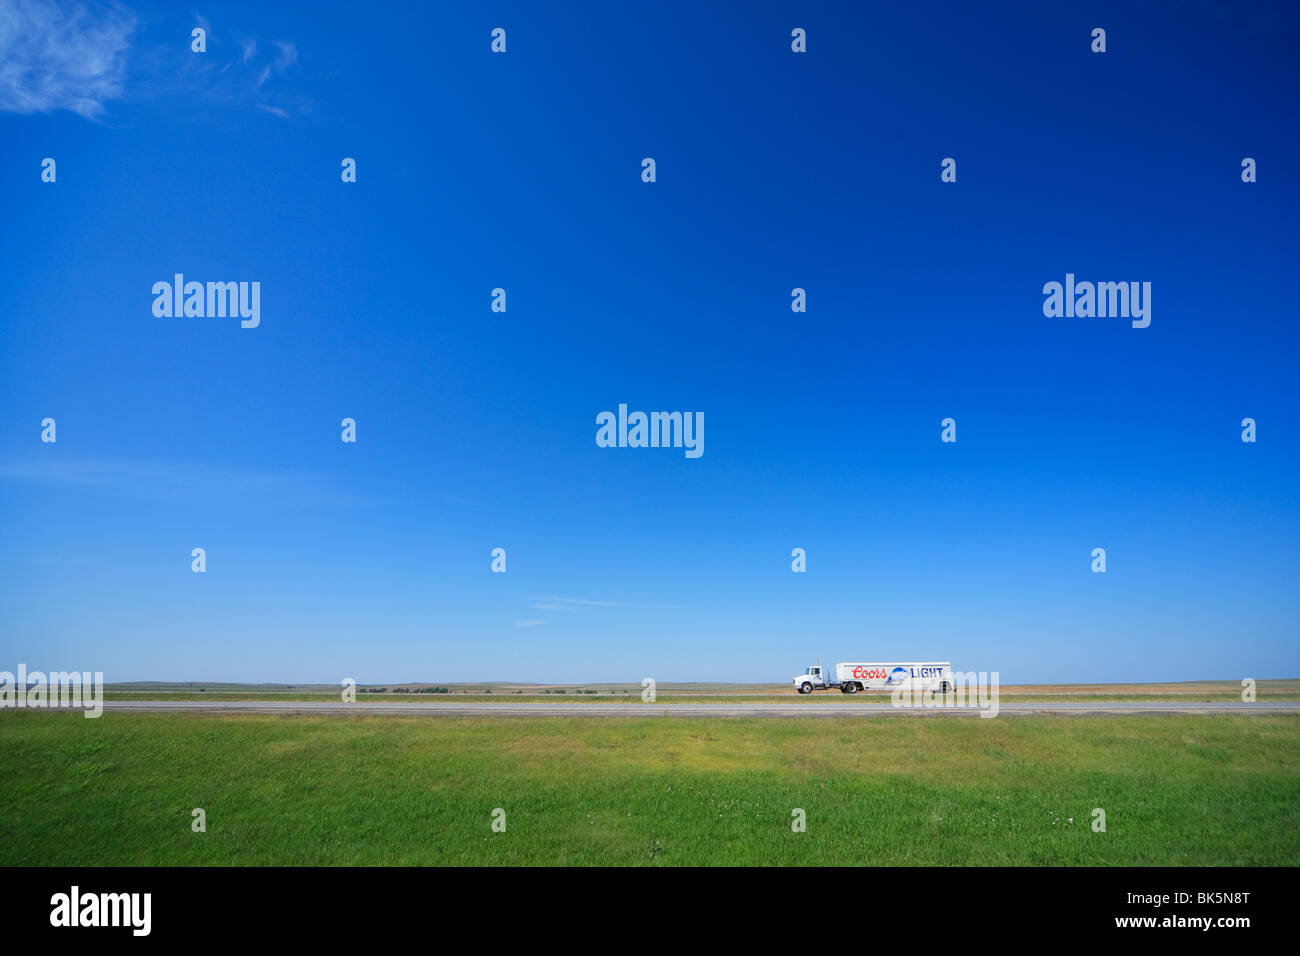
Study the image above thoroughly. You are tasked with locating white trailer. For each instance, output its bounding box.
[792,661,953,695]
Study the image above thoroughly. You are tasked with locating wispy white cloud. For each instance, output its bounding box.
[0,0,137,119]
[215,30,302,116]
[253,39,294,91]
[271,39,295,70]
[514,620,546,628]
[0,5,311,122]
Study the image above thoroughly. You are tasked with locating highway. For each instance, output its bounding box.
[100,699,1300,717]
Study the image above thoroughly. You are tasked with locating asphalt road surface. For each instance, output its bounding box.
[101,700,1300,717]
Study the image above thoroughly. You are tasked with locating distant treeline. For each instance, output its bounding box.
[542,689,605,694]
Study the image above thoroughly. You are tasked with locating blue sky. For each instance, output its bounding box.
[1,1,1297,684]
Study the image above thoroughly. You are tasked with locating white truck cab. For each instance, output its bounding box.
[793,665,832,694]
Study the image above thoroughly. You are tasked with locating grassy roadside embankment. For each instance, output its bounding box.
[2,711,1296,866]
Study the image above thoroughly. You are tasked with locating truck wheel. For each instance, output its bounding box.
[940,681,951,693]
[799,682,813,695]
[844,682,858,694]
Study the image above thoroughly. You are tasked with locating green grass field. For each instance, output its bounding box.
[2,711,1297,866]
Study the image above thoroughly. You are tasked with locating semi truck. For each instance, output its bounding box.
[792,661,954,695]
